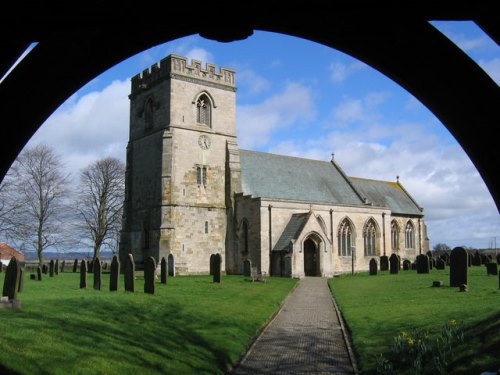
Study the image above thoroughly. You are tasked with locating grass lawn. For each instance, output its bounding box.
[329,266,500,375]
[0,270,297,375]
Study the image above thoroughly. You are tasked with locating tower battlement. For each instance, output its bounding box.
[131,54,236,93]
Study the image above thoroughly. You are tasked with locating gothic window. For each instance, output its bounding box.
[196,94,211,127]
[405,221,415,249]
[338,218,353,257]
[144,97,154,130]
[205,221,209,234]
[391,221,399,251]
[363,219,377,256]
[196,166,207,186]
[242,220,249,253]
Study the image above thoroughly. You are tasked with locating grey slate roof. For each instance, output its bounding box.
[273,213,311,252]
[350,177,423,216]
[239,150,363,205]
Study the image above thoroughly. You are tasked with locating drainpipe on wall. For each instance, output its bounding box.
[418,218,422,255]
[382,212,386,256]
[268,204,272,275]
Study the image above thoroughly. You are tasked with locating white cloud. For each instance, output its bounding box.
[185,48,215,66]
[328,60,366,83]
[237,82,316,148]
[237,69,271,95]
[478,57,500,84]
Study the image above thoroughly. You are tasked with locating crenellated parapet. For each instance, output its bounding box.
[131,54,236,94]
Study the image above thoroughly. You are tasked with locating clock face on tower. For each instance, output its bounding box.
[198,135,211,150]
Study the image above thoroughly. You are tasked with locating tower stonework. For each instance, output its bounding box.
[119,54,242,274]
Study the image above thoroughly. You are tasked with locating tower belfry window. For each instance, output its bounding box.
[197,166,207,186]
[196,94,211,126]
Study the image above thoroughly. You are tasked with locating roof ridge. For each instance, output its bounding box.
[239,149,331,164]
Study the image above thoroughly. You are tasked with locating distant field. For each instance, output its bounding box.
[329,266,500,375]
[0,272,297,375]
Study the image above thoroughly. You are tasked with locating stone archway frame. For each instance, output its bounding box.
[300,231,326,277]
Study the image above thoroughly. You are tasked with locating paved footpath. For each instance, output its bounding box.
[232,277,359,375]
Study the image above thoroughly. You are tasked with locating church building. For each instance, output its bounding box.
[119,54,429,277]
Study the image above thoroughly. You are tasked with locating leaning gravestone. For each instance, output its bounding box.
[416,254,430,274]
[369,258,377,275]
[209,254,215,276]
[144,256,156,294]
[49,260,55,277]
[213,253,221,283]
[124,253,135,292]
[55,259,59,275]
[402,259,411,271]
[450,247,468,287]
[160,257,167,284]
[73,259,78,273]
[243,259,252,277]
[93,257,101,290]
[37,266,42,281]
[109,255,120,292]
[80,260,87,289]
[389,254,399,274]
[486,262,498,276]
[380,256,389,271]
[2,257,21,301]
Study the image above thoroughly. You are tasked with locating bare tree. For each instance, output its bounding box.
[0,170,27,238]
[7,144,71,265]
[76,157,125,259]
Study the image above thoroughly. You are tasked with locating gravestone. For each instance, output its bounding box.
[402,259,411,271]
[55,259,59,275]
[80,260,87,288]
[380,256,389,271]
[168,254,175,277]
[37,266,42,281]
[144,256,156,294]
[416,254,430,274]
[61,260,65,273]
[440,252,450,266]
[450,247,468,287]
[496,254,500,265]
[93,257,101,290]
[243,259,252,277]
[2,257,21,300]
[468,252,472,267]
[73,259,78,272]
[486,262,498,276]
[124,253,135,292]
[160,257,167,284]
[42,264,48,274]
[213,253,221,283]
[389,254,399,274]
[17,268,24,293]
[369,258,377,275]
[472,251,481,266]
[209,254,215,275]
[109,255,120,292]
[436,258,446,270]
[49,260,55,277]
[427,251,434,269]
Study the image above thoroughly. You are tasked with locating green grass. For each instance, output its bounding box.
[0,271,297,374]
[329,266,500,375]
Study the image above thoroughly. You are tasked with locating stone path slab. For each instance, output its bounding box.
[232,277,358,374]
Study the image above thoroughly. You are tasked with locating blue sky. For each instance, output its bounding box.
[18,21,500,250]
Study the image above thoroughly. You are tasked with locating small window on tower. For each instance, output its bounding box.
[196,94,211,127]
[205,221,209,234]
[196,166,208,187]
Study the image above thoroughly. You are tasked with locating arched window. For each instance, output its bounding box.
[337,219,353,257]
[405,221,415,249]
[205,221,209,234]
[196,94,211,126]
[363,219,377,256]
[391,221,399,251]
[242,220,249,253]
[144,97,154,129]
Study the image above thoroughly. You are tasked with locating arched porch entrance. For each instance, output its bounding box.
[304,237,320,276]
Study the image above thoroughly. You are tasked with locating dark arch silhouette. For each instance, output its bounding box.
[1,3,498,211]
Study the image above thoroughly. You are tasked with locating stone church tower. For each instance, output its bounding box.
[119,55,241,274]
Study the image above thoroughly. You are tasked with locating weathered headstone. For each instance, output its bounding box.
[55,259,59,275]
[416,254,430,274]
[73,259,78,272]
[2,257,20,300]
[472,251,481,266]
[380,255,389,271]
[426,251,434,269]
[496,254,500,265]
[213,253,221,283]
[124,253,135,292]
[93,257,101,290]
[450,247,468,287]
[49,260,55,277]
[402,259,411,271]
[209,254,215,276]
[369,258,378,275]
[160,257,167,284]
[42,264,48,274]
[168,254,175,277]
[486,262,498,276]
[436,258,446,270]
[109,255,120,291]
[37,266,42,281]
[243,259,252,277]
[60,260,65,273]
[80,260,87,289]
[144,256,156,294]
[389,254,399,274]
